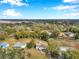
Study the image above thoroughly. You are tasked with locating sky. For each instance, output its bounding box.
[0,0,79,19]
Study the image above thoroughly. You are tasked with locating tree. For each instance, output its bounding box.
[29,32,38,38]
[40,32,49,41]
[75,33,79,40]
[50,32,59,39]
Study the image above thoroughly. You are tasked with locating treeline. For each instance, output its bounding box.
[15,31,52,41]
[1,22,79,40]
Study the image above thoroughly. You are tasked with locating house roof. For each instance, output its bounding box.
[13,42,26,48]
[36,42,46,49]
[65,32,74,35]
[58,46,70,52]
[65,32,75,37]
[0,42,9,48]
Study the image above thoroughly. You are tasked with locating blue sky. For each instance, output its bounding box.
[0,0,79,19]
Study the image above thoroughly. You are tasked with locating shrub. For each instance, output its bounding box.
[27,39,35,49]
[40,32,49,41]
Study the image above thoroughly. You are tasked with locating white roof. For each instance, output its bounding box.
[59,46,70,52]
[65,32,75,37]
[14,42,26,48]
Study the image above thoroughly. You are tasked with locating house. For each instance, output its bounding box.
[0,42,9,48]
[65,32,75,38]
[36,42,47,52]
[58,46,70,57]
[58,46,70,52]
[13,42,26,48]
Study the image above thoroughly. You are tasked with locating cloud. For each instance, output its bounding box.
[64,0,79,3]
[3,9,21,17]
[53,5,78,10]
[64,12,79,16]
[57,12,79,19]
[44,5,79,11]
[1,0,29,6]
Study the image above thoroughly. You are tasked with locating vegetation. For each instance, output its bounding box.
[0,21,79,59]
[62,50,79,59]
[75,33,79,40]
[40,32,49,41]
[27,39,35,49]
[0,48,25,59]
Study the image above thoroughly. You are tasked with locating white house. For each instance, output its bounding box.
[13,42,26,48]
[65,32,75,38]
[58,46,70,52]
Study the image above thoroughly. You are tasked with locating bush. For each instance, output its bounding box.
[40,32,49,41]
[75,33,79,40]
[27,39,35,49]
[27,43,33,49]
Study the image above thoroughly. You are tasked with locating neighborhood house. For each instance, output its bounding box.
[0,42,9,48]
[36,42,47,52]
[65,32,75,38]
[58,46,70,52]
[13,42,26,48]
